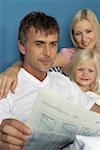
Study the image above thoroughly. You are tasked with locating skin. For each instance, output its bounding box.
[19,28,58,81]
[0,19,97,99]
[0,28,59,149]
[73,19,96,50]
[0,119,31,150]
[74,58,96,92]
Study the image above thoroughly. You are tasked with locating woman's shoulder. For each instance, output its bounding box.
[59,47,76,58]
[60,47,75,53]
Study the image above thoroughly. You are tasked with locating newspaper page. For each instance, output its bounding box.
[24,89,100,150]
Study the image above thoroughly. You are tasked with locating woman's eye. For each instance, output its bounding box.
[75,32,81,36]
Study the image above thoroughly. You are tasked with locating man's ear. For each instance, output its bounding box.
[18,40,25,55]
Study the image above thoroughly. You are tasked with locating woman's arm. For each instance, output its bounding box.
[90,103,100,113]
[0,60,22,99]
[52,48,76,75]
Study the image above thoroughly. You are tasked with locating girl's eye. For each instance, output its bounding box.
[88,69,94,72]
[77,68,84,71]
[86,29,93,33]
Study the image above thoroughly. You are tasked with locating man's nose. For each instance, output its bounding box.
[43,45,50,56]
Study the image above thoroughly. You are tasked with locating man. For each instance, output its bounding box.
[0,11,100,150]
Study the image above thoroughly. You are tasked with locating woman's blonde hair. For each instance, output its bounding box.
[70,9,100,52]
[67,49,100,95]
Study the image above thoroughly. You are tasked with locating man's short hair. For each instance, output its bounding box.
[18,11,60,45]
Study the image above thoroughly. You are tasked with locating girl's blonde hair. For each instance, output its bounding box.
[67,49,100,95]
[70,9,100,52]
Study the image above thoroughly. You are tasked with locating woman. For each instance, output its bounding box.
[0,8,99,99]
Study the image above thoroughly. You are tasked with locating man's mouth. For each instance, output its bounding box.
[39,59,52,65]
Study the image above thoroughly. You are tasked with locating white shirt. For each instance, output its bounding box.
[0,68,95,124]
[86,91,100,106]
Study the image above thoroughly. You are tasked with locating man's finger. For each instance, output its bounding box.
[0,123,28,142]
[0,132,25,146]
[1,119,32,135]
[0,140,24,150]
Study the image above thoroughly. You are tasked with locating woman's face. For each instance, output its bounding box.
[73,19,96,50]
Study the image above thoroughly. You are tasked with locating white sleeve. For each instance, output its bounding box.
[69,82,96,110]
[0,98,13,124]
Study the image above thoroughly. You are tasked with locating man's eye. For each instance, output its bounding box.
[35,42,42,46]
[35,42,44,47]
[50,42,57,47]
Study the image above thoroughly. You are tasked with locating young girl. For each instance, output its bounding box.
[63,49,100,150]
[67,49,100,107]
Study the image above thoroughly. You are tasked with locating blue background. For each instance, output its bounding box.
[0,0,99,71]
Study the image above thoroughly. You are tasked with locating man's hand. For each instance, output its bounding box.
[0,119,32,150]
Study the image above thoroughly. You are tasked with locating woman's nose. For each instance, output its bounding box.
[82,33,88,42]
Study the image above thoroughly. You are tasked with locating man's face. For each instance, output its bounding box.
[19,27,58,76]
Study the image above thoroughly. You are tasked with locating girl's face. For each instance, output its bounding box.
[73,19,96,50]
[74,58,96,91]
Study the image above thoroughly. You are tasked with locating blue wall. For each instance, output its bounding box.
[0,0,100,71]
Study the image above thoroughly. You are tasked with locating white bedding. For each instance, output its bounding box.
[63,135,100,150]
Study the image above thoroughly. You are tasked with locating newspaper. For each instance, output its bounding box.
[24,89,100,150]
